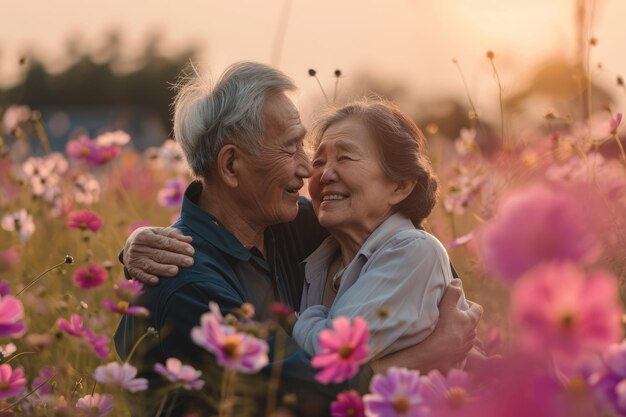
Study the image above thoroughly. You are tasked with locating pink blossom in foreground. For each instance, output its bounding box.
[589,340,626,415]
[511,263,622,361]
[83,330,110,360]
[312,316,369,384]
[0,364,26,400]
[154,358,205,390]
[191,304,268,373]
[0,343,16,359]
[157,178,186,209]
[1,209,35,242]
[72,264,108,289]
[420,369,472,417]
[331,390,365,417]
[363,367,426,417]
[75,393,114,417]
[0,281,8,296]
[93,362,148,393]
[113,279,144,301]
[0,295,27,338]
[67,210,103,233]
[101,300,149,317]
[58,314,86,337]
[481,184,600,283]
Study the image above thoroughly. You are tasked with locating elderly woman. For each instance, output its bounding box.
[292,99,468,359]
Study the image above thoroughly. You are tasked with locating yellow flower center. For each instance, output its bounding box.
[117,301,129,312]
[446,387,467,409]
[338,345,353,359]
[222,336,240,358]
[0,382,9,390]
[392,396,410,413]
[560,313,575,329]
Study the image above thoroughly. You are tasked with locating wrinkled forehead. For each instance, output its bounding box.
[263,93,302,133]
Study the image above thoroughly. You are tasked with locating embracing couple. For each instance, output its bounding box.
[115,61,483,417]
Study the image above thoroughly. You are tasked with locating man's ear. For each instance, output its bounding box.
[216,145,241,188]
[389,178,417,205]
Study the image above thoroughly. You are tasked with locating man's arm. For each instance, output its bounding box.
[122,226,195,285]
[370,281,483,374]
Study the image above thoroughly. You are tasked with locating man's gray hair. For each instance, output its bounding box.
[173,61,296,177]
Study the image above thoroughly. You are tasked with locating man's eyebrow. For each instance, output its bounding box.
[286,129,307,146]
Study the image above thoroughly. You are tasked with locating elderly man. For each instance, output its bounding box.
[115,61,481,417]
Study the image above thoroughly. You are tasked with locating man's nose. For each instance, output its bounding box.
[295,149,313,179]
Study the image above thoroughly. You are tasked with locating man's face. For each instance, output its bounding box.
[237,93,311,226]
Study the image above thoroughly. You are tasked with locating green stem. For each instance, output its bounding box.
[16,257,71,296]
[0,373,56,412]
[125,327,157,363]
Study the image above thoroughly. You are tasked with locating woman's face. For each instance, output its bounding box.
[308,116,400,240]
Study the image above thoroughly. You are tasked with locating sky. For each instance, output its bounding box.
[2,0,625,125]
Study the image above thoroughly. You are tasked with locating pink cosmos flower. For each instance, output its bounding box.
[113,279,144,301]
[66,135,96,160]
[331,390,365,417]
[67,210,103,233]
[72,264,108,289]
[73,173,101,205]
[93,362,148,393]
[2,105,31,133]
[89,145,120,166]
[420,369,472,417]
[0,280,8,296]
[1,209,35,242]
[311,316,369,384]
[95,130,130,147]
[154,358,205,390]
[0,343,16,359]
[75,393,114,417]
[32,367,54,396]
[363,367,426,417]
[66,135,120,166]
[0,364,26,400]
[0,295,27,338]
[101,300,149,317]
[610,113,623,134]
[481,184,600,283]
[511,263,622,361]
[58,313,86,336]
[191,303,269,373]
[157,178,186,209]
[0,247,20,270]
[588,340,626,415]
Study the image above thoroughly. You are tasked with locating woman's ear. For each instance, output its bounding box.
[216,145,240,188]
[389,178,417,205]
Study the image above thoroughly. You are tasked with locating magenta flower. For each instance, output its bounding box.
[191,303,268,373]
[589,340,626,415]
[154,358,205,390]
[32,367,54,396]
[66,135,120,166]
[157,178,186,209]
[58,313,86,336]
[75,393,114,417]
[72,264,108,289]
[113,279,144,301]
[0,364,26,400]
[84,330,111,360]
[363,367,426,417]
[481,184,600,283]
[101,300,149,317]
[67,210,103,233]
[511,263,622,361]
[311,316,369,384]
[66,135,96,160]
[93,362,148,393]
[0,294,27,338]
[610,113,622,134]
[420,369,472,416]
[331,390,365,417]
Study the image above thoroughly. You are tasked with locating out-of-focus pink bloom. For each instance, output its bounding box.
[0,343,16,359]
[331,390,365,417]
[89,145,120,166]
[0,247,20,270]
[0,280,10,296]
[610,113,622,134]
[73,174,101,205]
[154,358,205,390]
[67,135,120,166]
[511,263,622,361]
[589,340,626,415]
[443,167,487,216]
[147,139,188,173]
[93,362,148,393]
[72,264,108,289]
[113,279,144,301]
[32,367,54,396]
[58,314,86,337]
[420,369,472,416]
[0,364,26,400]
[0,295,26,338]
[363,367,426,417]
[311,316,369,384]
[454,128,479,156]
[127,220,150,234]
[157,178,186,209]
[101,300,149,317]
[2,105,31,133]
[95,130,130,147]
[75,393,114,417]
[481,184,600,283]
[66,135,96,160]
[191,304,268,373]
[83,330,110,360]
[1,209,35,242]
[67,210,103,233]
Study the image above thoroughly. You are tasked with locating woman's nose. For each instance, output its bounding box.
[320,166,338,184]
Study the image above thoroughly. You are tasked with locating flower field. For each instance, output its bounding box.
[1,70,626,417]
